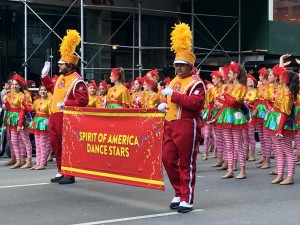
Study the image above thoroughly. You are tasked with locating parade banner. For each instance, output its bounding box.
[61,107,165,190]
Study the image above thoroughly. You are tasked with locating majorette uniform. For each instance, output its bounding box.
[41,71,88,174]
[162,73,205,205]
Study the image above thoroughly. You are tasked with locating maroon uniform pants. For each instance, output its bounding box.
[162,118,201,204]
[49,112,63,173]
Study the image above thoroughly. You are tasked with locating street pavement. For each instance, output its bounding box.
[0,144,299,225]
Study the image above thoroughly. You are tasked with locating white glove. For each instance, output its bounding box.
[158,103,168,113]
[0,108,2,113]
[41,61,51,77]
[57,102,65,110]
[162,87,173,96]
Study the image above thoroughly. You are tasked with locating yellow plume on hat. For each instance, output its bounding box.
[59,29,80,57]
[170,22,192,53]
[170,22,195,65]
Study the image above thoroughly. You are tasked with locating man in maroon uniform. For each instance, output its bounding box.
[41,30,88,184]
[159,23,205,213]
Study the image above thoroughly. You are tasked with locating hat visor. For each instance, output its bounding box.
[173,59,189,64]
[58,59,67,64]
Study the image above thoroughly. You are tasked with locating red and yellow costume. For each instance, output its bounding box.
[244,88,257,119]
[214,84,248,129]
[252,83,269,126]
[4,91,25,131]
[263,66,296,179]
[106,85,131,108]
[96,95,107,108]
[264,84,295,136]
[131,92,143,108]
[87,95,98,107]
[141,92,160,108]
[24,97,52,166]
[29,98,51,132]
[3,74,27,164]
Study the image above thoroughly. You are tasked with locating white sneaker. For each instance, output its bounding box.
[171,197,180,203]
[177,201,193,213]
[169,197,180,209]
[179,201,193,208]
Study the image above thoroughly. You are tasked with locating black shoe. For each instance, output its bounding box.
[58,177,75,185]
[50,176,64,183]
[177,206,193,213]
[169,202,180,209]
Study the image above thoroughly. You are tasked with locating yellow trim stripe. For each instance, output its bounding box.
[63,110,164,117]
[62,166,164,186]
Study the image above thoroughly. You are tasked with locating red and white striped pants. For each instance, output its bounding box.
[243,124,256,151]
[35,132,51,165]
[272,135,295,176]
[201,124,212,154]
[18,128,32,158]
[223,129,245,167]
[10,130,22,159]
[293,134,300,156]
[214,127,225,159]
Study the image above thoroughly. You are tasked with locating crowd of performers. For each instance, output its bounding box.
[1,55,300,187]
[200,54,300,185]
[0,67,167,169]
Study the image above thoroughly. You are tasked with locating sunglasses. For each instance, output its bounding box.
[174,63,188,67]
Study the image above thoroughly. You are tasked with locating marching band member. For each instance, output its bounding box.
[158,23,205,213]
[40,30,88,184]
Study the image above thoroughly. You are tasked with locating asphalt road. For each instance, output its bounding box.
[0,144,299,225]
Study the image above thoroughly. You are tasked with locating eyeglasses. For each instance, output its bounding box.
[174,63,188,67]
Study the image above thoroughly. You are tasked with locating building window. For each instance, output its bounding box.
[273,0,300,23]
